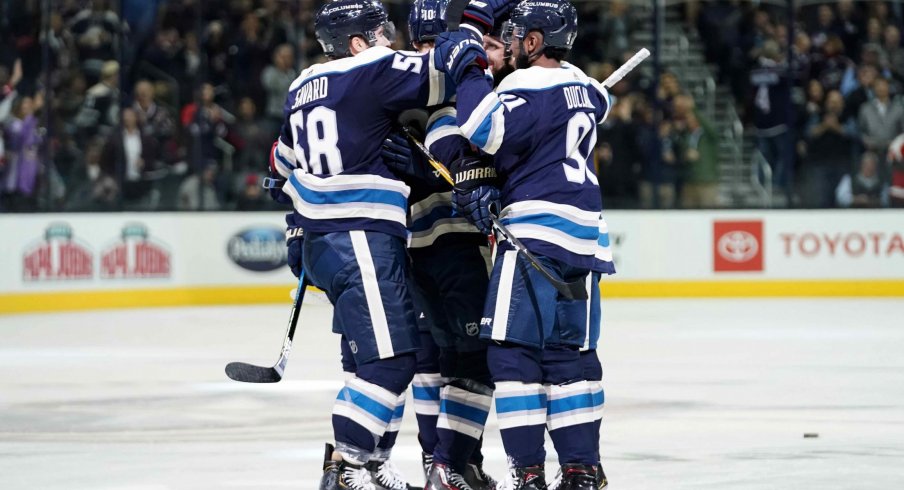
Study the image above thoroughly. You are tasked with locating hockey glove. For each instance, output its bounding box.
[267,141,293,205]
[380,131,446,185]
[434,30,488,85]
[451,156,500,235]
[462,0,515,34]
[285,212,304,278]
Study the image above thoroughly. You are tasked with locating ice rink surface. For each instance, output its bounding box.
[2,297,904,490]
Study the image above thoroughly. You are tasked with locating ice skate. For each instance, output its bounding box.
[366,459,421,490]
[551,464,596,490]
[461,462,496,490]
[596,465,607,490]
[424,462,474,490]
[498,465,547,490]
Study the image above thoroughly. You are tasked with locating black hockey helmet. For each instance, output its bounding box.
[315,0,396,58]
[502,0,578,53]
[408,0,450,45]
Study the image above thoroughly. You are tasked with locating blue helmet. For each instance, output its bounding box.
[503,0,578,52]
[315,0,396,59]
[408,0,450,45]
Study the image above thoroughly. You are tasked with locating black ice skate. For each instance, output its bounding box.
[366,459,421,490]
[499,465,547,490]
[424,462,474,490]
[317,444,377,490]
[461,462,496,490]
[596,465,607,490]
[553,464,597,490]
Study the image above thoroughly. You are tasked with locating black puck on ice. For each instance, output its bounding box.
[803,433,819,438]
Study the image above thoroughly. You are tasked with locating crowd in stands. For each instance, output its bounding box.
[694,0,904,207]
[2,0,901,212]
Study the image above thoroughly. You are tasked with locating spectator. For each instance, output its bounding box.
[750,39,794,202]
[680,108,720,208]
[234,97,271,172]
[835,0,864,60]
[597,96,641,208]
[808,4,837,51]
[177,163,221,211]
[801,90,856,207]
[132,80,175,143]
[74,60,120,138]
[858,77,904,157]
[883,25,904,77]
[236,173,272,211]
[842,64,877,122]
[68,0,120,80]
[836,152,887,207]
[1,95,43,211]
[814,36,852,91]
[182,83,236,168]
[261,43,296,132]
[100,108,159,207]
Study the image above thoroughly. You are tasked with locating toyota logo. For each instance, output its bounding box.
[717,231,759,263]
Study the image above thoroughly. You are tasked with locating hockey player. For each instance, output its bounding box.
[433,0,611,488]
[375,1,498,488]
[264,1,470,489]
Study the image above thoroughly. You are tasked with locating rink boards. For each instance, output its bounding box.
[1,210,903,313]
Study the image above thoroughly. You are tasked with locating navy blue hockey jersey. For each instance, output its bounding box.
[272,46,453,238]
[454,63,613,271]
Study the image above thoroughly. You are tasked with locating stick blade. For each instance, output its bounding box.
[565,279,590,301]
[225,362,283,383]
[444,0,469,30]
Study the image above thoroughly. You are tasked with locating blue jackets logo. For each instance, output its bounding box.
[228,228,287,272]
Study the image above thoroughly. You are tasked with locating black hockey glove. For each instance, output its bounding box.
[381,131,446,185]
[285,212,304,278]
[451,156,500,235]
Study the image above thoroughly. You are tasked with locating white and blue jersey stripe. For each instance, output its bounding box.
[546,381,597,431]
[283,171,411,237]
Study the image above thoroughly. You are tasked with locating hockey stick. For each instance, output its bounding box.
[403,127,588,300]
[488,212,588,300]
[601,48,650,89]
[444,0,470,31]
[225,271,308,383]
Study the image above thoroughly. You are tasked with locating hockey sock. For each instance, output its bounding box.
[332,376,400,464]
[411,372,443,455]
[546,380,598,466]
[372,393,406,461]
[494,381,548,467]
[434,379,493,471]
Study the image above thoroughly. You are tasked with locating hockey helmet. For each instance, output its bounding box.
[502,0,578,52]
[408,0,450,44]
[315,0,396,58]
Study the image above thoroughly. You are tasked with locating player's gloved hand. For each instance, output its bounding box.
[285,213,304,278]
[462,0,515,34]
[434,30,488,85]
[266,141,293,204]
[450,156,500,235]
[381,131,447,185]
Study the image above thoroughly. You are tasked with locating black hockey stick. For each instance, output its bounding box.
[488,213,589,300]
[225,271,308,383]
[403,127,588,301]
[444,0,470,31]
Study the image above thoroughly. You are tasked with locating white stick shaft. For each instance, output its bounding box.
[602,48,651,89]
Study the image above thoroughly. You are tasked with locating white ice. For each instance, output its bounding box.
[2,297,904,489]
